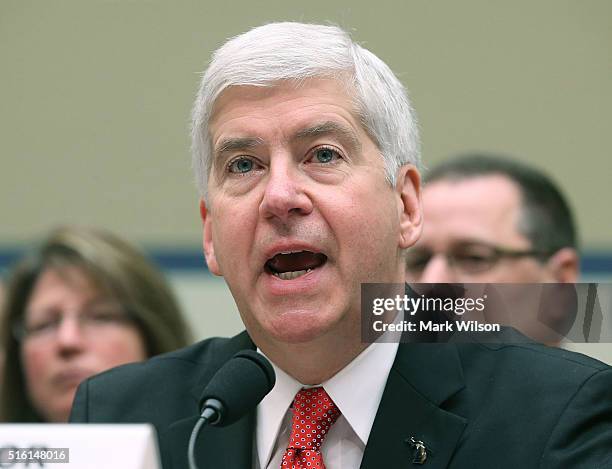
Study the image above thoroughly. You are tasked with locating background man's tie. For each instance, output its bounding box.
[281,387,341,469]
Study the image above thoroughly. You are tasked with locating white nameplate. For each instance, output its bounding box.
[0,424,161,468]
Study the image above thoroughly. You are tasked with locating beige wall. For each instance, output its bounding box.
[1,0,611,247]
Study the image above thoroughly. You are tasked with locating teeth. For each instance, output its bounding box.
[273,268,313,280]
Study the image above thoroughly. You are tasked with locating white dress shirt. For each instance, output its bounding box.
[255,340,399,469]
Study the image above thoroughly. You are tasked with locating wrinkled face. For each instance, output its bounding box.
[21,267,147,422]
[406,175,552,283]
[201,79,420,349]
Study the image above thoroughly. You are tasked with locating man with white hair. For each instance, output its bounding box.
[71,22,612,468]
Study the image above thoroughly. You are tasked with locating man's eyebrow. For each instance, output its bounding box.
[214,136,264,157]
[293,121,362,151]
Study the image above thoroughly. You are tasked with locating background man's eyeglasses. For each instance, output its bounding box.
[405,242,552,275]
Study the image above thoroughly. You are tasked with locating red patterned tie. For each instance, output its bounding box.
[281,387,341,469]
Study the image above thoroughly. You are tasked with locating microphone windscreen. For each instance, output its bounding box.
[198,350,276,426]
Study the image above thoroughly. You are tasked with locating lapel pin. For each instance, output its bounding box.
[407,436,428,465]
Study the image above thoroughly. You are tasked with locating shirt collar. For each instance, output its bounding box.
[322,340,398,445]
[256,341,398,468]
[256,352,302,469]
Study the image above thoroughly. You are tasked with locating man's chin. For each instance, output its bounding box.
[262,308,341,344]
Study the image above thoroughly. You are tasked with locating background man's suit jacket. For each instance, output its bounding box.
[70,331,612,468]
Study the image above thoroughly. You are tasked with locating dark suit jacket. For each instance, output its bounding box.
[70,331,612,468]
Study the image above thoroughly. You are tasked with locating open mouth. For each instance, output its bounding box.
[265,250,328,280]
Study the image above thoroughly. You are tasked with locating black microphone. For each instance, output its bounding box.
[188,350,276,469]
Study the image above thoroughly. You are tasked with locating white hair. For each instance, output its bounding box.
[191,22,420,198]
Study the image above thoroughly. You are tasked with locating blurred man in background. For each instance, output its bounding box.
[405,153,579,284]
[405,153,580,345]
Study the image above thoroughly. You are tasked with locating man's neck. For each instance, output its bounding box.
[259,336,369,385]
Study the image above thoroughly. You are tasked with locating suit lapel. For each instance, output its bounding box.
[163,331,257,469]
[361,343,467,469]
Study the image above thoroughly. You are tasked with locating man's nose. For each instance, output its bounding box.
[259,160,313,222]
[418,254,457,283]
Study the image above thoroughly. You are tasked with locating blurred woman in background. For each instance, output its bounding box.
[0,226,191,422]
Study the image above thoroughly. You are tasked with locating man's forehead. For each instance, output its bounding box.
[424,175,522,212]
[208,80,365,151]
[420,174,527,246]
[209,78,356,124]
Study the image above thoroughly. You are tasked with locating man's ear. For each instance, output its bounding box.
[396,165,423,249]
[545,247,579,282]
[199,199,222,276]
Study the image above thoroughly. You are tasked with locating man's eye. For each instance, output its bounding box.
[311,147,341,164]
[406,256,431,272]
[454,254,491,267]
[405,250,432,271]
[228,157,255,173]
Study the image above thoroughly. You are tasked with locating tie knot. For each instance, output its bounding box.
[287,387,340,452]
